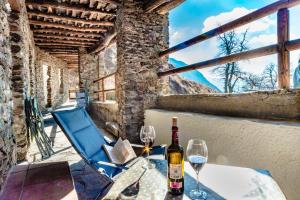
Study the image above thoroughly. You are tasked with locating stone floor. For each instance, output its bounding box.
[26,101,115,200]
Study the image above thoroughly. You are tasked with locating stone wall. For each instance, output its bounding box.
[79,48,99,100]
[158,89,300,121]
[115,0,169,142]
[88,102,118,125]
[8,0,35,161]
[35,47,69,109]
[0,0,16,189]
[67,68,79,91]
[98,42,117,75]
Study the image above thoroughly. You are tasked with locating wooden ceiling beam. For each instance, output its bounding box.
[47,52,78,55]
[50,54,79,60]
[144,0,185,14]
[28,10,114,26]
[47,52,78,54]
[51,59,78,61]
[7,0,22,12]
[32,29,103,38]
[30,20,107,32]
[48,54,78,57]
[57,58,79,60]
[96,0,121,6]
[157,0,185,14]
[39,46,78,50]
[63,61,80,64]
[34,38,94,45]
[89,31,116,53]
[26,1,116,16]
[50,54,79,57]
[36,43,91,47]
[67,66,79,68]
[144,0,170,13]
[34,34,99,42]
[48,52,78,54]
[40,49,79,52]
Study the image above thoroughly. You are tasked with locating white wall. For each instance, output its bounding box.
[145,109,300,200]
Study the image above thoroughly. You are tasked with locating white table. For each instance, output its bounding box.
[172,162,286,200]
[104,158,286,200]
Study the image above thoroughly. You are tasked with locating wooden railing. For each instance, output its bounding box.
[158,0,300,89]
[93,72,116,101]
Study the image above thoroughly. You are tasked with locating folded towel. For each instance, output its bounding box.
[103,158,167,200]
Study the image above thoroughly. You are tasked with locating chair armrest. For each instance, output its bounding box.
[131,143,144,148]
[103,136,115,145]
[96,161,128,170]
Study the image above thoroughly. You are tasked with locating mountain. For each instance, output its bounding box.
[169,58,221,92]
[168,74,217,94]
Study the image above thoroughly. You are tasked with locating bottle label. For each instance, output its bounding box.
[169,164,182,179]
[170,181,182,189]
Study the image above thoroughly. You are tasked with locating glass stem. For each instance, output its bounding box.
[147,144,150,166]
[197,172,200,192]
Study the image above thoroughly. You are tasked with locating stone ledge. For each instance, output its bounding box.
[88,101,118,125]
[91,100,117,106]
[157,89,300,121]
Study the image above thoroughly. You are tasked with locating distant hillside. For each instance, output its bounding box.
[169,58,221,92]
[168,63,218,94]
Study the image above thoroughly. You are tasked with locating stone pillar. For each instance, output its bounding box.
[67,68,80,91]
[0,1,16,189]
[46,65,52,107]
[8,11,31,161]
[29,44,36,96]
[79,48,99,100]
[34,47,69,109]
[116,0,169,142]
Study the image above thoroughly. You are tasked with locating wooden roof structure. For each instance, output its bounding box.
[23,0,185,68]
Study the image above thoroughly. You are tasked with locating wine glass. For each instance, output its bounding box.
[140,125,156,169]
[186,139,208,200]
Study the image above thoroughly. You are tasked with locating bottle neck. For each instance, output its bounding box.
[172,126,179,145]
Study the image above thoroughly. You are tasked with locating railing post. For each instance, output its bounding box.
[277,8,290,89]
[102,79,105,101]
[99,81,101,101]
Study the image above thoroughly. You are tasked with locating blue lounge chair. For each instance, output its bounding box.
[52,107,165,179]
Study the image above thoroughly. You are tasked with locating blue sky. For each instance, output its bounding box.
[169,0,300,90]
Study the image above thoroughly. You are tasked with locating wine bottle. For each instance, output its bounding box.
[167,117,184,195]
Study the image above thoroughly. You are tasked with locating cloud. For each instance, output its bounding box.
[170,5,300,89]
[249,34,276,47]
[170,31,181,43]
[169,26,201,46]
[202,7,275,33]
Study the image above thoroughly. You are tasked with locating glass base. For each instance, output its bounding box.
[143,161,155,169]
[189,189,207,200]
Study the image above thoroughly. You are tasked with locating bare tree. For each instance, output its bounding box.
[213,30,248,93]
[242,63,277,91]
[242,73,264,91]
[262,63,277,89]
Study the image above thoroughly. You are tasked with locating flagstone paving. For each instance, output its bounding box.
[26,101,114,199]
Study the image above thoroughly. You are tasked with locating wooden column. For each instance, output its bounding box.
[277,8,290,89]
